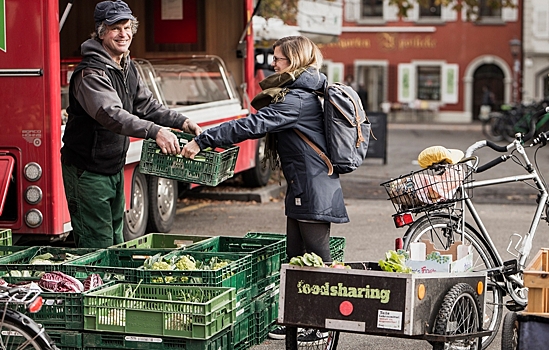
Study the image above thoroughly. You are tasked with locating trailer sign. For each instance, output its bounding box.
[1,0,5,52]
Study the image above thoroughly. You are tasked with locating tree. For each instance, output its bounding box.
[258,0,517,22]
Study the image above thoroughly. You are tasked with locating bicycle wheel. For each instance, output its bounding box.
[501,312,518,350]
[403,215,503,350]
[431,283,482,350]
[0,309,55,350]
[482,113,504,142]
[286,326,339,350]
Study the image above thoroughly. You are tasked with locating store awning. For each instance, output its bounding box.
[0,155,15,216]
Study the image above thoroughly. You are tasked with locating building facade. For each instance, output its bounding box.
[319,0,522,123]
[522,0,549,103]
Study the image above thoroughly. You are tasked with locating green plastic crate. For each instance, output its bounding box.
[109,233,214,249]
[233,299,254,346]
[140,250,252,293]
[244,232,346,263]
[0,245,30,258]
[139,131,239,186]
[0,229,12,246]
[186,236,285,284]
[82,327,234,350]
[83,283,236,339]
[2,276,113,331]
[0,246,96,277]
[253,288,279,345]
[64,248,198,282]
[252,272,280,299]
[48,330,83,350]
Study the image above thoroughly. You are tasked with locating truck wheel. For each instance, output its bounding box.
[241,137,272,188]
[146,176,177,233]
[123,169,149,241]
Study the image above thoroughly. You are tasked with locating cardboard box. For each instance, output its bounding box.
[406,241,473,274]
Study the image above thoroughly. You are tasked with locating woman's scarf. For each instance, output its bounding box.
[250,68,308,172]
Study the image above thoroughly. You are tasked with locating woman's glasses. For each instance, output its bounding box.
[272,56,289,63]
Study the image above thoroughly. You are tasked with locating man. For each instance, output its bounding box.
[61,0,201,248]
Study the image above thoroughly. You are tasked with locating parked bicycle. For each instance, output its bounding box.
[0,284,58,349]
[482,101,549,143]
[381,107,549,350]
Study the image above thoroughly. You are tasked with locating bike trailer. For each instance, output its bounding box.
[278,262,488,340]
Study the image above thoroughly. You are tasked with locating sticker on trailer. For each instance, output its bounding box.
[124,335,162,343]
[377,309,402,330]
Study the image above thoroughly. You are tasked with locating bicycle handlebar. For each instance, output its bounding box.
[465,140,509,158]
[475,155,511,173]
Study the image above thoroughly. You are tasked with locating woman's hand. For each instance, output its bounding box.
[182,139,201,159]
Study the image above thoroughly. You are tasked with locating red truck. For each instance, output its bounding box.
[0,0,270,243]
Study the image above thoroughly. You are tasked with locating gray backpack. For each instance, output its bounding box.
[296,83,373,175]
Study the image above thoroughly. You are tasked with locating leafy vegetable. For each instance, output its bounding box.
[378,250,412,273]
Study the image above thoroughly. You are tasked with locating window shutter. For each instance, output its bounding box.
[398,63,416,103]
[344,0,360,22]
[502,0,518,22]
[441,64,459,104]
[441,4,457,22]
[383,0,399,22]
[533,0,549,39]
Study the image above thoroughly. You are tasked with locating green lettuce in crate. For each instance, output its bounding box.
[142,253,233,283]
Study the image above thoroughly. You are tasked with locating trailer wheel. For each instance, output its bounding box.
[432,283,481,350]
[123,169,148,241]
[241,137,272,188]
[285,326,339,350]
[501,312,518,350]
[146,176,177,233]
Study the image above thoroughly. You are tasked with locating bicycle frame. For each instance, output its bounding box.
[455,134,549,305]
[463,138,548,265]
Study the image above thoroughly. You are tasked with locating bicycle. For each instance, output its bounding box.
[482,101,549,143]
[0,284,58,349]
[380,107,549,350]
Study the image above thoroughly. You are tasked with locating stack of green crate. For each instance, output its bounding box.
[185,236,286,348]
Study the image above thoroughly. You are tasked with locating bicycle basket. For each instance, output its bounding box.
[380,163,473,214]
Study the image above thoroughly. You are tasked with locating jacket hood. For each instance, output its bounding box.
[288,68,327,92]
[80,39,127,69]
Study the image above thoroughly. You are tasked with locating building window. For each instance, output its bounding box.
[478,0,502,18]
[417,66,441,101]
[419,0,441,18]
[361,0,383,18]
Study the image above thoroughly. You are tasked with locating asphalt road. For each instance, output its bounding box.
[174,123,549,350]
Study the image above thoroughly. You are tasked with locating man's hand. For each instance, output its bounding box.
[182,139,201,159]
[156,128,180,155]
[182,119,202,136]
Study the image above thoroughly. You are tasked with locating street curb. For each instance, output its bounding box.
[186,181,287,203]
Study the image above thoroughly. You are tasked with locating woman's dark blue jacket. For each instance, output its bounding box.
[194,69,349,224]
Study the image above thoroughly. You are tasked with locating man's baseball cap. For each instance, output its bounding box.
[94,0,136,26]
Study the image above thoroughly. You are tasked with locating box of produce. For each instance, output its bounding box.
[83,283,236,339]
[139,250,252,293]
[0,246,96,278]
[64,248,179,282]
[139,131,239,186]
[2,272,107,330]
[109,233,214,249]
[186,236,285,283]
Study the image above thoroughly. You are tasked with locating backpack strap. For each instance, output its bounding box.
[294,129,334,176]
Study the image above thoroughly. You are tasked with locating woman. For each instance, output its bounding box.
[182,36,349,341]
